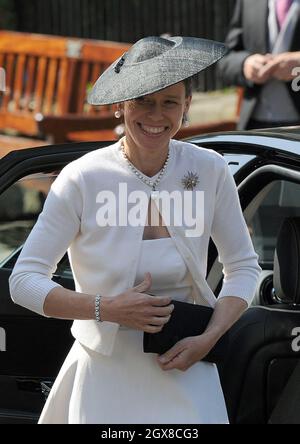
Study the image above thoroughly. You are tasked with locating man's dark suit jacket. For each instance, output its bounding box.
[218,0,300,129]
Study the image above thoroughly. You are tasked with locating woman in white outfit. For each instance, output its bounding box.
[9,36,261,424]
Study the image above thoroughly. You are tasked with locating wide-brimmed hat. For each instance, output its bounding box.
[88,35,228,105]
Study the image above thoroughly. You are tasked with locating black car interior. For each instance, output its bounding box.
[218,217,300,424]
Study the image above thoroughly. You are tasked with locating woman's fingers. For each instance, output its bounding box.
[151,304,174,317]
[148,314,171,326]
[144,324,164,334]
[142,310,173,333]
[114,272,174,330]
[150,295,172,306]
[132,272,172,308]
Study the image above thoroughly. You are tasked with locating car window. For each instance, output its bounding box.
[250,180,300,265]
[0,172,59,264]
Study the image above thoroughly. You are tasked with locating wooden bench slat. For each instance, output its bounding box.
[76,61,90,113]
[44,58,58,114]
[23,56,37,112]
[81,42,129,64]
[2,54,15,111]
[0,31,71,58]
[0,111,38,135]
[89,63,102,115]
[0,53,4,78]
[55,58,67,115]
[56,58,77,115]
[13,54,26,111]
[34,57,47,114]
[0,31,130,60]
[67,129,117,142]
[91,62,101,83]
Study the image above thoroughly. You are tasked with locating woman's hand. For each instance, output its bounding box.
[101,272,174,332]
[157,297,248,372]
[156,333,217,372]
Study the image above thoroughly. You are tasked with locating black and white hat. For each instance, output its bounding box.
[88,35,228,105]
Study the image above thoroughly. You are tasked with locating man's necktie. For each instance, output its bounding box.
[276,0,293,29]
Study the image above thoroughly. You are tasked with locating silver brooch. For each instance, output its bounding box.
[181,171,199,190]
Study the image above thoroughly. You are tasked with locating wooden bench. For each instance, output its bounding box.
[0,31,130,152]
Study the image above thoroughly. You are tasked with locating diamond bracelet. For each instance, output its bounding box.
[95,294,102,323]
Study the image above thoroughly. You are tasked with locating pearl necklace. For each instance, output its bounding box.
[121,141,170,198]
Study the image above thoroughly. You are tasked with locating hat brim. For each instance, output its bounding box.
[87,36,228,106]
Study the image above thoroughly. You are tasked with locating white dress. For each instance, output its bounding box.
[39,237,229,424]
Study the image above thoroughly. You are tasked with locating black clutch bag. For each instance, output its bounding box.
[143,300,229,364]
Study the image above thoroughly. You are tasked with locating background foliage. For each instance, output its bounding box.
[0,0,16,29]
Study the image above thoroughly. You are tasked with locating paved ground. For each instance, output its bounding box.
[189,88,238,124]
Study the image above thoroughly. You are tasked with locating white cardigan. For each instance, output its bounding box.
[9,139,261,355]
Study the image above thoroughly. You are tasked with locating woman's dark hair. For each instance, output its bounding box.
[183,77,193,97]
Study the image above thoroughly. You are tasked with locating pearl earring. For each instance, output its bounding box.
[115,110,122,119]
[182,113,189,127]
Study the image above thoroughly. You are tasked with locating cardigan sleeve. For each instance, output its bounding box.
[9,162,83,316]
[210,157,261,306]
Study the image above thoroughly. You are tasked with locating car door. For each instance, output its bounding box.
[0,142,109,424]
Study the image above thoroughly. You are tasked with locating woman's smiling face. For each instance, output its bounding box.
[122,82,191,153]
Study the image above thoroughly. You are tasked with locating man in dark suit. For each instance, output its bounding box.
[218,0,300,129]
